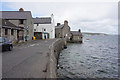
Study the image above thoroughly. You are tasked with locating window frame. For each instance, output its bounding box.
[44,29,46,31]
[19,19,24,24]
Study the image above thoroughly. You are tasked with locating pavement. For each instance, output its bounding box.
[2,39,57,78]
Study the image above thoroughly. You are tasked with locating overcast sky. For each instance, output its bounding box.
[1,0,119,34]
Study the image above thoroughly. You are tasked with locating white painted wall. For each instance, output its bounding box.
[34,23,55,39]
[34,14,55,39]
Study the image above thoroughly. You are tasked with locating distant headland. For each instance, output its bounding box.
[82,32,108,35]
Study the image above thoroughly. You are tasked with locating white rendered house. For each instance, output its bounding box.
[33,14,55,39]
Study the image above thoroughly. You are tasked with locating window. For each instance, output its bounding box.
[34,29,36,31]
[44,29,46,31]
[19,20,24,24]
[11,29,14,35]
[5,29,8,35]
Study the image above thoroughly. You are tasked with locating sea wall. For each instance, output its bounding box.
[46,38,67,78]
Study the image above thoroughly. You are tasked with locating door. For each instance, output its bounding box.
[17,30,19,41]
[34,32,42,39]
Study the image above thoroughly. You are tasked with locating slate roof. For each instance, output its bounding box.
[0,11,31,19]
[33,17,51,24]
[55,24,64,29]
[0,19,24,30]
[71,31,82,36]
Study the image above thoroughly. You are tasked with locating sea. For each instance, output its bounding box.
[57,34,119,78]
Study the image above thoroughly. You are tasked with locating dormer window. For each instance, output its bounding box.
[19,20,24,24]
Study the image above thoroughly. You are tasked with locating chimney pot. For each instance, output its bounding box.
[78,29,81,32]
[64,20,68,26]
[19,8,24,11]
[57,23,61,26]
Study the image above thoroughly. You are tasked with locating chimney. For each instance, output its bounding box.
[51,14,54,18]
[64,20,68,26]
[19,8,24,11]
[78,29,81,32]
[51,14,54,23]
[57,23,61,26]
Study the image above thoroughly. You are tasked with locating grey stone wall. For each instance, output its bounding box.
[46,38,66,78]
[25,13,34,40]
[2,28,24,44]
[55,28,62,38]
[7,13,34,41]
[72,35,82,43]
[8,20,21,27]
[62,24,71,40]
[55,20,71,40]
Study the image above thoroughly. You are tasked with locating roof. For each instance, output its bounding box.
[71,31,82,36]
[1,19,16,27]
[0,19,24,30]
[0,11,31,19]
[55,24,64,29]
[33,17,51,24]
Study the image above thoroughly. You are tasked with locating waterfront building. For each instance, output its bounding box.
[70,29,83,43]
[0,8,34,43]
[33,14,55,39]
[55,20,72,41]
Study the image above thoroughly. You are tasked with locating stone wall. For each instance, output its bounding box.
[46,38,67,78]
[72,35,82,43]
[8,13,34,41]
[62,21,71,40]
[55,21,71,42]
[55,28,62,38]
[1,28,24,44]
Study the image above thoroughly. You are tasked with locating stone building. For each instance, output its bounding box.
[70,29,82,43]
[0,8,34,43]
[55,20,71,41]
[33,14,55,39]
[0,18,24,43]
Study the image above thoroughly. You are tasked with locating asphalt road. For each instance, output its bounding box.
[2,39,57,78]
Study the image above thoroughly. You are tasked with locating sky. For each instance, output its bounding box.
[0,0,119,34]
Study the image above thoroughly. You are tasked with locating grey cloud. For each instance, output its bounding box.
[4,2,118,34]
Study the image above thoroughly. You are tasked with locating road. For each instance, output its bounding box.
[2,39,57,78]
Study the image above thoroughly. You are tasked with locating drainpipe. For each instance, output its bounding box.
[25,26,28,41]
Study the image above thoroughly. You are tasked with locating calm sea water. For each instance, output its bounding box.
[57,34,118,78]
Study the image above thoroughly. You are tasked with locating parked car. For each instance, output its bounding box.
[0,37,13,51]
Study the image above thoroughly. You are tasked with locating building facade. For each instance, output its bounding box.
[70,29,82,43]
[55,20,71,41]
[0,8,34,43]
[33,14,55,39]
[0,19,24,43]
